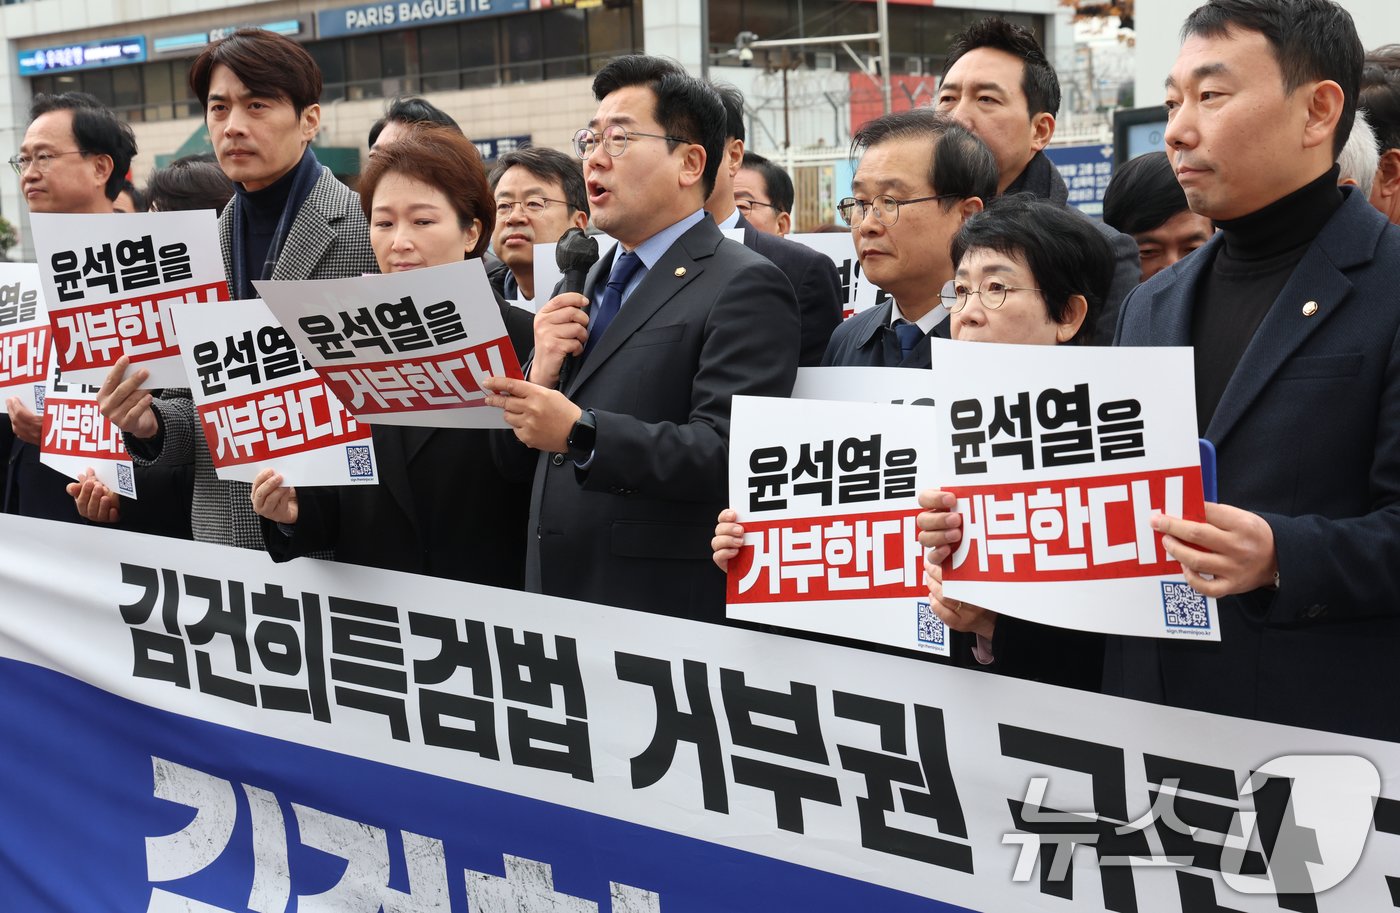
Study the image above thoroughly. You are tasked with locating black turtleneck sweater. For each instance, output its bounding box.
[232,162,300,290]
[1191,167,1342,434]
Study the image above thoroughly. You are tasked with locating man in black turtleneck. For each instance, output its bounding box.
[1110,0,1400,741]
[935,18,1140,345]
[91,28,377,548]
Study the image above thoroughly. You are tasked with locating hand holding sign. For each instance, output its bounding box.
[96,356,158,440]
[6,396,42,445]
[250,468,299,525]
[711,508,744,573]
[1153,502,1278,597]
[482,375,581,453]
[922,557,997,639]
[67,468,120,524]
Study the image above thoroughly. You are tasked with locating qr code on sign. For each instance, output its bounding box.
[115,463,135,496]
[346,444,374,479]
[1162,581,1210,630]
[33,384,45,414]
[917,601,947,647]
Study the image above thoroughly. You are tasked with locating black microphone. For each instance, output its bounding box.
[554,227,599,391]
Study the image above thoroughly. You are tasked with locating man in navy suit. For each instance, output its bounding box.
[484,57,799,622]
[923,0,1400,741]
[820,110,998,370]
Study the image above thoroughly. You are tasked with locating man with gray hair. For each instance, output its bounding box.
[1337,108,1378,197]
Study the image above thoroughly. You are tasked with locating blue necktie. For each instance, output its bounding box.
[583,250,643,360]
[893,319,923,363]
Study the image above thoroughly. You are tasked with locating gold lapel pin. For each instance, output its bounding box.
[674,267,687,278]
[1302,301,1318,317]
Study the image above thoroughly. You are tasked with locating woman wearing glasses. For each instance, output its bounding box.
[251,125,535,587]
[714,195,1112,686]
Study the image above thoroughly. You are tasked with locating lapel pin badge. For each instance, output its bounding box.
[674,267,687,278]
[1302,301,1318,317]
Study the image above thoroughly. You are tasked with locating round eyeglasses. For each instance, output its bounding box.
[572,125,693,159]
[939,278,1043,312]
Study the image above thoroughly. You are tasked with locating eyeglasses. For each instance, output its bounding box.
[572,125,692,159]
[837,193,959,227]
[939,278,1043,312]
[496,198,571,218]
[735,199,783,217]
[9,150,86,175]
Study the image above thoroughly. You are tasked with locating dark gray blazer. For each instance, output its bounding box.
[1105,187,1400,740]
[507,216,800,621]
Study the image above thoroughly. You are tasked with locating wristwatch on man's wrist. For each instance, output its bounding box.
[566,409,597,463]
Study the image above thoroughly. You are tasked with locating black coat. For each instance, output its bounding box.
[263,297,535,588]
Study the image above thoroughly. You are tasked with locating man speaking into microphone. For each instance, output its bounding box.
[485,56,799,621]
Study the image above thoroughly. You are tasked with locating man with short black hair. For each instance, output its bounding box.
[484,56,799,621]
[487,146,589,303]
[707,83,842,366]
[367,96,461,156]
[935,17,1140,342]
[735,152,793,237]
[1103,151,1214,281]
[4,92,137,523]
[92,27,377,548]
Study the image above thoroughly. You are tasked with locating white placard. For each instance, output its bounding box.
[38,354,136,498]
[933,338,1219,640]
[785,231,883,318]
[29,210,227,386]
[256,259,525,429]
[0,262,51,411]
[168,298,378,485]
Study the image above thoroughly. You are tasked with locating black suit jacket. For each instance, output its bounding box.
[1107,188,1400,740]
[504,216,800,621]
[263,299,535,587]
[735,214,843,367]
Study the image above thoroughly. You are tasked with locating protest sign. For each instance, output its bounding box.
[0,513,1395,913]
[791,365,937,405]
[38,356,136,498]
[785,232,886,319]
[933,339,1217,640]
[168,297,378,485]
[256,259,524,429]
[0,262,51,411]
[28,210,227,386]
[726,394,942,653]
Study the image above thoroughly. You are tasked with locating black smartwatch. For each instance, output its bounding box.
[566,409,597,463]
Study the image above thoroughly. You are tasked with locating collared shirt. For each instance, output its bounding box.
[576,208,706,470]
[887,299,948,334]
[617,208,707,309]
[717,208,742,231]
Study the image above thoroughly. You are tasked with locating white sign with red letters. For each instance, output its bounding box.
[38,353,136,499]
[0,262,51,412]
[932,339,1219,641]
[29,210,227,386]
[256,259,525,429]
[726,394,943,654]
[168,298,378,486]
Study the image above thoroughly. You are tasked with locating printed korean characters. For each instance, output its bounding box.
[0,263,51,411]
[39,356,136,499]
[726,394,941,654]
[29,210,228,386]
[933,339,1218,640]
[168,297,377,485]
[257,260,524,429]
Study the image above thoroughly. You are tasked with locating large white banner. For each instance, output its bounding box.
[0,514,1396,912]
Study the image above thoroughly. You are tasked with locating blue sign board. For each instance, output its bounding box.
[153,20,303,55]
[474,134,532,161]
[18,36,147,77]
[318,0,529,39]
[1044,143,1115,218]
